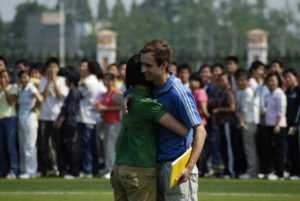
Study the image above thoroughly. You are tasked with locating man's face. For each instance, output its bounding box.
[178,69,190,84]
[200,67,212,83]
[16,63,29,73]
[0,60,6,71]
[119,64,126,79]
[212,67,222,78]
[141,52,165,83]
[0,72,10,86]
[47,63,59,75]
[218,75,229,89]
[271,63,282,74]
[109,65,119,78]
[236,76,248,90]
[79,61,89,77]
[226,60,238,74]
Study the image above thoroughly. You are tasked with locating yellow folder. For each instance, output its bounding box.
[170,147,192,188]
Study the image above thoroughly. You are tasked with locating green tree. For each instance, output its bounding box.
[75,0,92,22]
[0,15,5,53]
[97,0,109,20]
[10,2,47,54]
[111,0,130,59]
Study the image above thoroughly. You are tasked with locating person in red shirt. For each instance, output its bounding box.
[95,73,121,179]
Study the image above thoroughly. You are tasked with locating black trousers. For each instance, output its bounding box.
[218,123,243,177]
[287,125,300,176]
[256,124,271,174]
[37,120,61,175]
[59,123,79,176]
[264,126,286,177]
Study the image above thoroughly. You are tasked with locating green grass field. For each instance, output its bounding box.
[0,178,299,201]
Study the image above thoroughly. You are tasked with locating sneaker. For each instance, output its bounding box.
[267,173,278,181]
[79,172,93,178]
[64,174,75,179]
[290,175,300,181]
[283,171,290,179]
[103,172,111,179]
[239,173,254,179]
[19,174,30,179]
[6,172,16,179]
[257,173,265,179]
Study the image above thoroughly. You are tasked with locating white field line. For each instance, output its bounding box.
[0,192,297,197]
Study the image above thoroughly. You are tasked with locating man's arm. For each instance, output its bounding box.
[176,124,206,183]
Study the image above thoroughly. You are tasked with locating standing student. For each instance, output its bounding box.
[0,70,18,178]
[78,60,106,177]
[189,73,210,176]
[212,73,238,178]
[284,69,300,180]
[177,63,192,89]
[38,57,69,176]
[264,72,287,180]
[95,73,121,179]
[225,56,239,92]
[18,71,43,179]
[235,69,258,179]
[54,69,81,178]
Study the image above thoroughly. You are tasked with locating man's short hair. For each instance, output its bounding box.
[270,59,285,69]
[15,59,30,68]
[178,63,192,74]
[140,39,172,66]
[45,57,59,67]
[225,56,239,64]
[234,69,250,80]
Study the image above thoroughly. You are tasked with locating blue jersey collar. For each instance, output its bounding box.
[153,73,175,97]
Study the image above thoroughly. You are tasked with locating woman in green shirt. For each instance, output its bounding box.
[110,54,189,201]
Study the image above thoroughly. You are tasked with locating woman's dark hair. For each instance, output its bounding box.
[103,73,115,81]
[219,72,231,84]
[66,69,80,87]
[88,61,103,78]
[18,70,30,78]
[235,69,250,80]
[198,64,211,73]
[270,59,285,69]
[249,61,264,74]
[189,73,203,87]
[125,54,151,89]
[283,68,299,82]
[265,72,282,88]
[212,63,224,71]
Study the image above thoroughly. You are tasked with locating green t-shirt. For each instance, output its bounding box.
[115,88,166,168]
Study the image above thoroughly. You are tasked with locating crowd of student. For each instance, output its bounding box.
[0,56,125,179]
[173,57,300,181]
[0,55,299,181]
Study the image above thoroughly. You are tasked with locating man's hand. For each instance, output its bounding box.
[175,166,193,185]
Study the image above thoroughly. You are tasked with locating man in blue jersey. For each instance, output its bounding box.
[139,39,206,201]
[114,39,206,201]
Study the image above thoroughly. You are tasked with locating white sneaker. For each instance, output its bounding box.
[257,173,265,179]
[19,174,30,179]
[290,175,300,181]
[103,172,111,179]
[267,173,278,181]
[6,172,16,179]
[64,174,75,179]
[239,173,254,179]
[79,172,93,178]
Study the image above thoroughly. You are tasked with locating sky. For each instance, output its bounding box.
[0,0,297,22]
